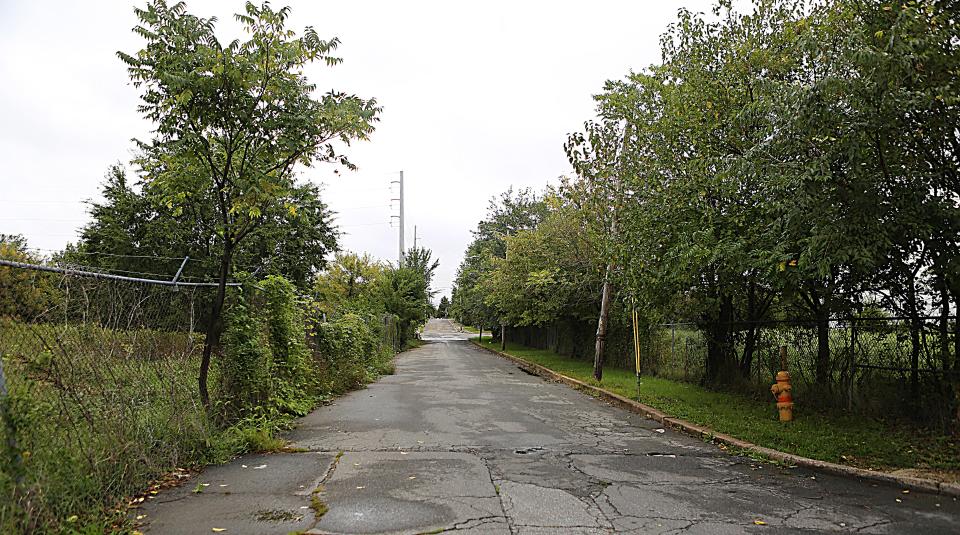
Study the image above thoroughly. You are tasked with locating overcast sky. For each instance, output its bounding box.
[0,0,729,300]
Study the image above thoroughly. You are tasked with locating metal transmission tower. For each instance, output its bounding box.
[391,171,405,266]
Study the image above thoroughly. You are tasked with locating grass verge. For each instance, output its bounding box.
[476,338,960,473]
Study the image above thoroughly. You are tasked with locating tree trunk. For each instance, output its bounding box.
[501,324,506,351]
[553,323,561,354]
[593,263,614,381]
[906,274,921,405]
[199,244,233,410]
[939,274,949,371]
[705,294,734,384]
[739,280,758,377]
[741,326,758,378]
[954,292,959,373]
[815,312,830,387]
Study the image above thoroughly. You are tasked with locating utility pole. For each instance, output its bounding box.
[414,225,417,250]
[391,171,405,266]
[593,122,631,382]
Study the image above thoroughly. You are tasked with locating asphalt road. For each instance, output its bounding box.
[142,318,959,534]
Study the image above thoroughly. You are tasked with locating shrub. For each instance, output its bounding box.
[219,293,273,418]
[260,276,313,415]
[312,313,392,394]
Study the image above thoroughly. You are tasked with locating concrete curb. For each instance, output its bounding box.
[471,340,960,498]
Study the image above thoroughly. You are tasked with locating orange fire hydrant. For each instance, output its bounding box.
[770,371,793,422]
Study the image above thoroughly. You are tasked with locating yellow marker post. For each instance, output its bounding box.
[632,308,641,400]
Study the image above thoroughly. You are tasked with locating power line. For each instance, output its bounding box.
[26,248,186,261]
[338,222,391,228]
[0,218,88,222]
[0,200,91,205]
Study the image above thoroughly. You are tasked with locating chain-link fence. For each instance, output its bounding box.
[0,264,217,532]
[645,318,959,427]
[1,260,406,532]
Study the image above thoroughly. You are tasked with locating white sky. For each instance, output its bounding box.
[0,0,730,300]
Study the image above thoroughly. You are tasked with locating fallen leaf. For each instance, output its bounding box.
[253,464,267,470]
[754,520,767,525]
[212,529,226,532]
[654,429,665,434]
[409,476,417,480]
[356,486,365,489]
[241,465,247,469]
[902,490,910,494]
[66,515,78,523]
[896,498,902,503]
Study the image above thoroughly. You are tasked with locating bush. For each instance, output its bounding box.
[0,274,399,533]
[219,294,273,418]
[261,276,313,415]
[312,313,393,394]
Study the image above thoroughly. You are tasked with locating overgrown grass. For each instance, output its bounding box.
[0,312,399,534]
[477,339,960,472]
[405,339,426,350]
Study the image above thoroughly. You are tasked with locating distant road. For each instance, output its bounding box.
[142,318,959,533]
[419,317,474,341]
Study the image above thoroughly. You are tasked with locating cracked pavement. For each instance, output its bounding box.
[142,319,959,534]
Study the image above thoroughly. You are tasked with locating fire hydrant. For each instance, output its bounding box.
[770,371,793,422]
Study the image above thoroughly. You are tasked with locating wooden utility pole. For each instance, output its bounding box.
[594,238,615,381]
[592,123,630,382]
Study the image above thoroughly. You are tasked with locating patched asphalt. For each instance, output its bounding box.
[141,319,960,534]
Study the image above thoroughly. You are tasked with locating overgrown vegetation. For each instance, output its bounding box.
[0,264,410,533]
[454,0,960,429]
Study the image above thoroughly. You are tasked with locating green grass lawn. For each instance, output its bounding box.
[476,338,960,472]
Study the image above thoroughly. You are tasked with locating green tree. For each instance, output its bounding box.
[73,164,338,290]
[0,235,57,320]
[378,266,429,343]
[312,252,386,317]
[118,0,379,406]
[436,296,450,318]
[451,188,547,330]
[483,194,601,329]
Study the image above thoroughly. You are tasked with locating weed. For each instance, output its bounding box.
[255,509,302,522]
[309,485,329,518]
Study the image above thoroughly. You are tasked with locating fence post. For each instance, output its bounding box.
[848,318,856,411]
[671,323,676,371]
[0,354,24,484]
